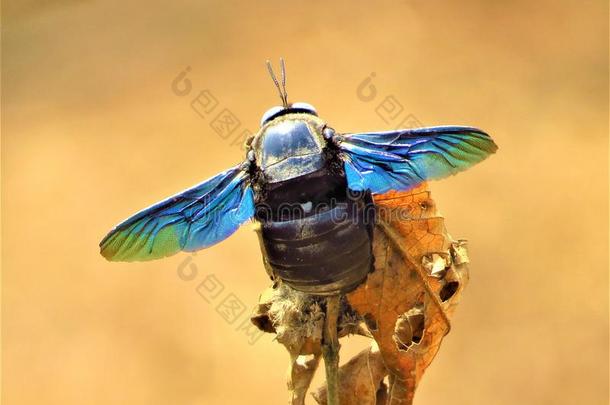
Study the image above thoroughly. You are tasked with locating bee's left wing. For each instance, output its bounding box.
[335,126,497,194]
[100,164,255,262]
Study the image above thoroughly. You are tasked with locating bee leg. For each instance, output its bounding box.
[322,294,342,405]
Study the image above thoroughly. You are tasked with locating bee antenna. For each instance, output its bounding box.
[266,58,289,108]
[279,57,288,106]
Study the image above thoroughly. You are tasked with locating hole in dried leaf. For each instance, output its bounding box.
[393,306,425,350]
[409,313,425,344]
[363,313,378,332]
[439,281,459,302]
[419,198,434,212]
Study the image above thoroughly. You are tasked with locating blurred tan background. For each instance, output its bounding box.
[2,0,608,404]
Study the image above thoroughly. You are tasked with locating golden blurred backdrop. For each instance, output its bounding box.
[2,0,608,404]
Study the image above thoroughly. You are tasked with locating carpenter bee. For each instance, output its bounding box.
[100,59,497,295]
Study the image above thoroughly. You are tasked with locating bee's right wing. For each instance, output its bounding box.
[99,164,255,262]
[335,126,497,194]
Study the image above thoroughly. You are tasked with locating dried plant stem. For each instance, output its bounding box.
[322,295,341,405]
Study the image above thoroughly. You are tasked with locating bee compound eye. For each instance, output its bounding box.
[260,106,284,126]
[291,102,317,115]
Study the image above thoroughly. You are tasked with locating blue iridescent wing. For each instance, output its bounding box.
[336,126,497,194]
[100,164,255,262]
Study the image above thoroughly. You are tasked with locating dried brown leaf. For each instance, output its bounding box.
[312,342,388,405]
[347,183,470,404]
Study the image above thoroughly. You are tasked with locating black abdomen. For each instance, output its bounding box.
[255,169,374,295]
